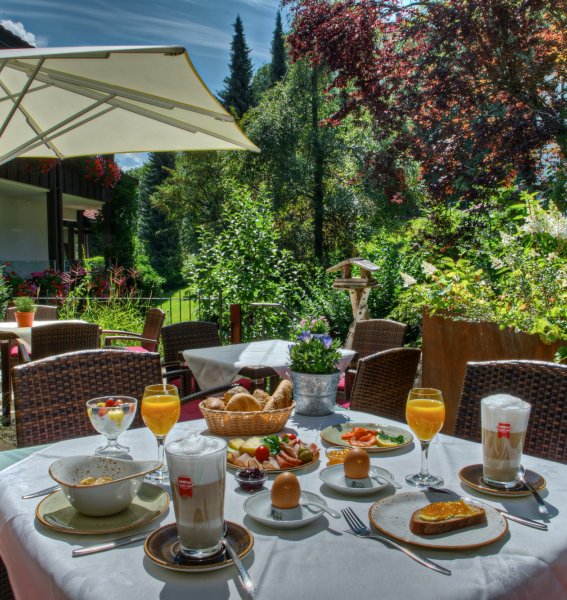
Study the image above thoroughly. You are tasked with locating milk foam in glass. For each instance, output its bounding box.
[165,433,226,559]
[481,394,531,488]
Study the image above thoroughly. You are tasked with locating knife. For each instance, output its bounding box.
[72,531,153,557]
[427,487,548,531]
[22,484,60,499]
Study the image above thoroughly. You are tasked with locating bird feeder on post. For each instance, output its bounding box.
[326,257,380,349]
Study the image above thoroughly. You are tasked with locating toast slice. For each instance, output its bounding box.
[409,500,486,535]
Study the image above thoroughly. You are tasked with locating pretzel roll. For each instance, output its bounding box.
[223,385,249,402]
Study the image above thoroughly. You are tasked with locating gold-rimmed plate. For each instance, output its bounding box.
[320,422,413,452]
[459,464,546,498]
[369,491,508,550]
[36,482,169,535]
[144,521,253,572]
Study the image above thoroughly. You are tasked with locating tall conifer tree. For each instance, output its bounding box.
[219,15,254,118]
[138,152,182,287]
[270,11,286,84]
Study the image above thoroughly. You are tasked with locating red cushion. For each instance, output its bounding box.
[337,373,345,391]
[169,377,182,389]
[123,346,149,353]
[235,378,252,390]
[10,345,19,357]
[179,400,203,422]
[337,399,351,409]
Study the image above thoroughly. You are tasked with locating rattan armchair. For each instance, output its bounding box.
[344,319,409,400]
[349,347,421,422]
[454,360,567,463]
[103,307,165,352]
[12,349,162,447]
[4,305,58,322]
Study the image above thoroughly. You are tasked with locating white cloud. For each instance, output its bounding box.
[0,19,37,46]
[115,152,148,170]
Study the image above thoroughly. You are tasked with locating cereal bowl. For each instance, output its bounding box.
[49,455,162,517]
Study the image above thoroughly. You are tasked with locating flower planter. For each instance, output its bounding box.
[291,371,341,416]
[14,311,35,328]
[422,308,565,435]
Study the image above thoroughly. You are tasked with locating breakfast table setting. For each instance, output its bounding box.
[0,401,565,600]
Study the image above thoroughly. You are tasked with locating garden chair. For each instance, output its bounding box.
[103,307,165,352]
[12,349,163,447]
[349,347,421,422]
[454,360,567,463]
[14,322,101,363]
[340,319,409,402]
[4,305,59,322]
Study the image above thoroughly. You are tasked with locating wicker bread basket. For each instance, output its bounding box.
[199,401,295,436]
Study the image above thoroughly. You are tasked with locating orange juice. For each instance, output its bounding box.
[141,395,180,437]
[406,399,445,441]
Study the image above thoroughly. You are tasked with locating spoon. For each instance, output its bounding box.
[300,499,340,519]
[518,466,549,518]
[369,467,402,489]
[222,522,256,596]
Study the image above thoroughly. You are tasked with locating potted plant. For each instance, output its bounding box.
[289,317,343,416]
[13,297,37,327]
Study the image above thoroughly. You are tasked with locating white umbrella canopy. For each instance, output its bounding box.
[0,45,259,165]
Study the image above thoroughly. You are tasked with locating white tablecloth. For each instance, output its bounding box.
[0,410,565,600]
[183,339,356,390]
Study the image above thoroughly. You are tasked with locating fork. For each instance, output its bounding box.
[341,507,451,576]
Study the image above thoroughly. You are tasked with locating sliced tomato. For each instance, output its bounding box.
[286,433,297,441]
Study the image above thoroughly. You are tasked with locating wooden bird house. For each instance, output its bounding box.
[326,257,380,348]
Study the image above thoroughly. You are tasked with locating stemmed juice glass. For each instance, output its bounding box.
[141,384,181,482]
[405,388,445,487]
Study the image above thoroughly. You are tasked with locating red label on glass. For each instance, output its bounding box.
[498,423,511,439]
[177,476,193,497]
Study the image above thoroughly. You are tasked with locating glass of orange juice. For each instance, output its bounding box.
[142,383,181,482]
[405,388,445,487]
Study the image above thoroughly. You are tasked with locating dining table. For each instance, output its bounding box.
[0,320,86,424]
[0,407,565,600]
[182,339,356,391]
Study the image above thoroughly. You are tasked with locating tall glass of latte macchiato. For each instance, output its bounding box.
[165,434,227,559]
[481,394,531,489]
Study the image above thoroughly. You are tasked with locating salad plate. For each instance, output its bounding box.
[320,422,413,452]
[368,491,508,550]
[319,465,395,496]
[36,482,169,535]
[244,490,329,529]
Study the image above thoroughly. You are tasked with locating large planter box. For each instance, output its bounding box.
[422,309,565,435]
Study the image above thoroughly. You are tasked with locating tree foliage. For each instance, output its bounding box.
[219,15,254,118]
[271,11,287,84]
[284,0,567,205]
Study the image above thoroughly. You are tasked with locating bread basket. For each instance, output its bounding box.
[199,401,295,436]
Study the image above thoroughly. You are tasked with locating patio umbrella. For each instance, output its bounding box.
[0,45,259,165]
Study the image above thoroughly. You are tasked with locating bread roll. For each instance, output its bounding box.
[253,389,271,406]
[263,397,278,411]
[225,393,262,412]
[203,397,226,411]
[271,380,293,408]
[223,385,249,402]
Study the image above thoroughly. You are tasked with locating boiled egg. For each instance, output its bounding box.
[343,448,370,479]
[271,471,301,509]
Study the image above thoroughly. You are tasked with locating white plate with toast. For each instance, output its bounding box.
[368,491,508,550]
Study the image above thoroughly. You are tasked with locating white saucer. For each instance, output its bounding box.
[243,491,329,529]
[319,465,394,496]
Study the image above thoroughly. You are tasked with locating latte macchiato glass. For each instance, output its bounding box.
[165,434,227,559]
[481,394,531,489]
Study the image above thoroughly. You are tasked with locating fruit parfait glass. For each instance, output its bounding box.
[86,396,138,456]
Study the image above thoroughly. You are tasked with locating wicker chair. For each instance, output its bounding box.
[12,349,162,448]
[349,347,421,422]
[454,360,567,463]
[103,307,165,352]
[4,305,58,322]
[344,319,409,401]
[15,322,101,362]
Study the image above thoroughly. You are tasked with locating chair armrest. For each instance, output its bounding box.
[180,383,236,404]
[13,339,31,363]
[101,329,137,336]
[104,335,157,346]
[162,360,183,370]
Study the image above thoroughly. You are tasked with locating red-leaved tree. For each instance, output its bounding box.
[284,0,566,204]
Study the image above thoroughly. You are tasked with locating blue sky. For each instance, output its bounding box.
[0,0,283,168]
